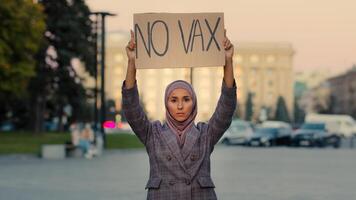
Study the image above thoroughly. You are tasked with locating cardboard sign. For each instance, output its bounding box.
[133,13,225,69]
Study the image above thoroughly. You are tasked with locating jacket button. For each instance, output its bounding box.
[190,155,196,161]
[185,179,191,185]
[166,155,172,161]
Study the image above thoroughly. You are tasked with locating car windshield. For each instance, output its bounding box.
[301,123,325,130]
[254,128,277,136]
[230,124,247,131]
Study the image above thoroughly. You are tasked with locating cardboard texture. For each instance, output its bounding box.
[133,13,225,69]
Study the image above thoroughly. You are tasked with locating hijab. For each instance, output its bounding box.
[164,80,197,146]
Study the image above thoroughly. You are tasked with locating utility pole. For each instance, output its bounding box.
[90,12,116,148]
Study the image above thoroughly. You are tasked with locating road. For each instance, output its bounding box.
[0,145,355,200]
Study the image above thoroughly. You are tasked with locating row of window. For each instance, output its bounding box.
[234,54,277,64]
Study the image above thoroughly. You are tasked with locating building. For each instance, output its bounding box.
[235,43,294,121]
[299,82,331,114]
[105,31,294,122]
[294,70,335,90]
[327,66,356,118]
[295,69,347,116]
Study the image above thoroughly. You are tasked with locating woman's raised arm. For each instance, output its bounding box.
[207,30,237,147]
[223,29,234,88]
[125,30,137,89]
[122,30,153,145]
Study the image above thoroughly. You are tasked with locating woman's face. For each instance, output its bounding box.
[167,88,193,122]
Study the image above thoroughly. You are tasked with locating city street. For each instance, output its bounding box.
[1,145,355,200]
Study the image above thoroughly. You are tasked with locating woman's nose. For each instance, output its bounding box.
[177,102,183,109]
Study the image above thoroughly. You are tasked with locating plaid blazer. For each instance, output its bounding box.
[122,81,236,200]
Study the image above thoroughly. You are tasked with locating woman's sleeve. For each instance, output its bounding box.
[207,80,237,146]
[122,81,153,145]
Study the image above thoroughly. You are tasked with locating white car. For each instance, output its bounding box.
[261,121,292,129]
[219,119,254,145]
[305,113,356,137]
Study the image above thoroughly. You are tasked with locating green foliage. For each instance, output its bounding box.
[28,0,95,131]
[274,96,291,123]
[0,131,70,154]
[106,134,144,149]
[294,97,305,125]
[0,132,143,155]
[245,92,253,121]
[0,0,45,96]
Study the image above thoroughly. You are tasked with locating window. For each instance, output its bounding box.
[268,80,274,86]
[266,55,275,63]
[250,55,259,63]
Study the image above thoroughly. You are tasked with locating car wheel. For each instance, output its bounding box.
[317,140,325,148]
[333,139,341,148]
[222,138,231,145]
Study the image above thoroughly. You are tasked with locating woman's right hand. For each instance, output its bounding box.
[124,30,137,89]
[126,30,136,61]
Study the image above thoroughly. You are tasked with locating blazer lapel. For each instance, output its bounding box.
[181,125,200,161]
[161,124,187,172]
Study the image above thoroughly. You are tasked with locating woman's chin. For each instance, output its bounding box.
[174,116,188,122]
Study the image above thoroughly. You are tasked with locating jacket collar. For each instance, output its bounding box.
[161,124,187,171]
[181,124,200,161]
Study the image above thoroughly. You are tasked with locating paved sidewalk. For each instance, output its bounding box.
[1,146,356,200]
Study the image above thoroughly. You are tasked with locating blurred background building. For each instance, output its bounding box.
[103,32,295,122]
[328,66,356,118]
[235,43,294,121]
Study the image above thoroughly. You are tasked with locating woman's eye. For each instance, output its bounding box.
[171,99,177,103]
[184,98,191,102]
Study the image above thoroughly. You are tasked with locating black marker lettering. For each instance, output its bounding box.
[134,23,151,58]
[150,20,169,56]
[190,19,204,52]
[178,19,195,54]
[205,17,221,51]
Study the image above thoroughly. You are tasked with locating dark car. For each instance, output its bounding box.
[248,127,292,147]
[291,123,341,148]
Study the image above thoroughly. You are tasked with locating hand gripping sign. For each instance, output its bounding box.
[134,13,225,69]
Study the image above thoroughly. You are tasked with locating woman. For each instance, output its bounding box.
[122,30,236,200]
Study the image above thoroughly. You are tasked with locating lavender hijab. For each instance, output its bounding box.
[164,80,197,145]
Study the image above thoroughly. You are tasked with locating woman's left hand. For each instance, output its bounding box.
[223,29,234,60]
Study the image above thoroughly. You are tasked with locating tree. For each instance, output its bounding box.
[317,94,335,114]
[29,0,95,132]
[245,92,253,121]
[233,101,242,119]
[274,96,291,123]
[294,97,305,126]
[0,0,45,124]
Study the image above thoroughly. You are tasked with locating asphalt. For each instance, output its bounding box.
[0,145,355,200]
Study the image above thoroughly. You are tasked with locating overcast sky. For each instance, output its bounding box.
[87,0,356,73]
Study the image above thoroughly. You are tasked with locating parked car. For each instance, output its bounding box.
[291,122,341,148]
[219,119,254,145]
[305,113,356,137]
[261,120,292,129]
[248,127,292,147]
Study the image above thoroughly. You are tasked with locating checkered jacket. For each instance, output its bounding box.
[122,81,236,200]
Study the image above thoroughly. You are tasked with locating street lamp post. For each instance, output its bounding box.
[90,12,116,148]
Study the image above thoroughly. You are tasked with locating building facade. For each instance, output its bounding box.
[327,67,356,118]
[235,43,294,121]
[105,32,294,122]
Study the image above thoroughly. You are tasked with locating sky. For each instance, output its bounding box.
[86,0,356,73]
